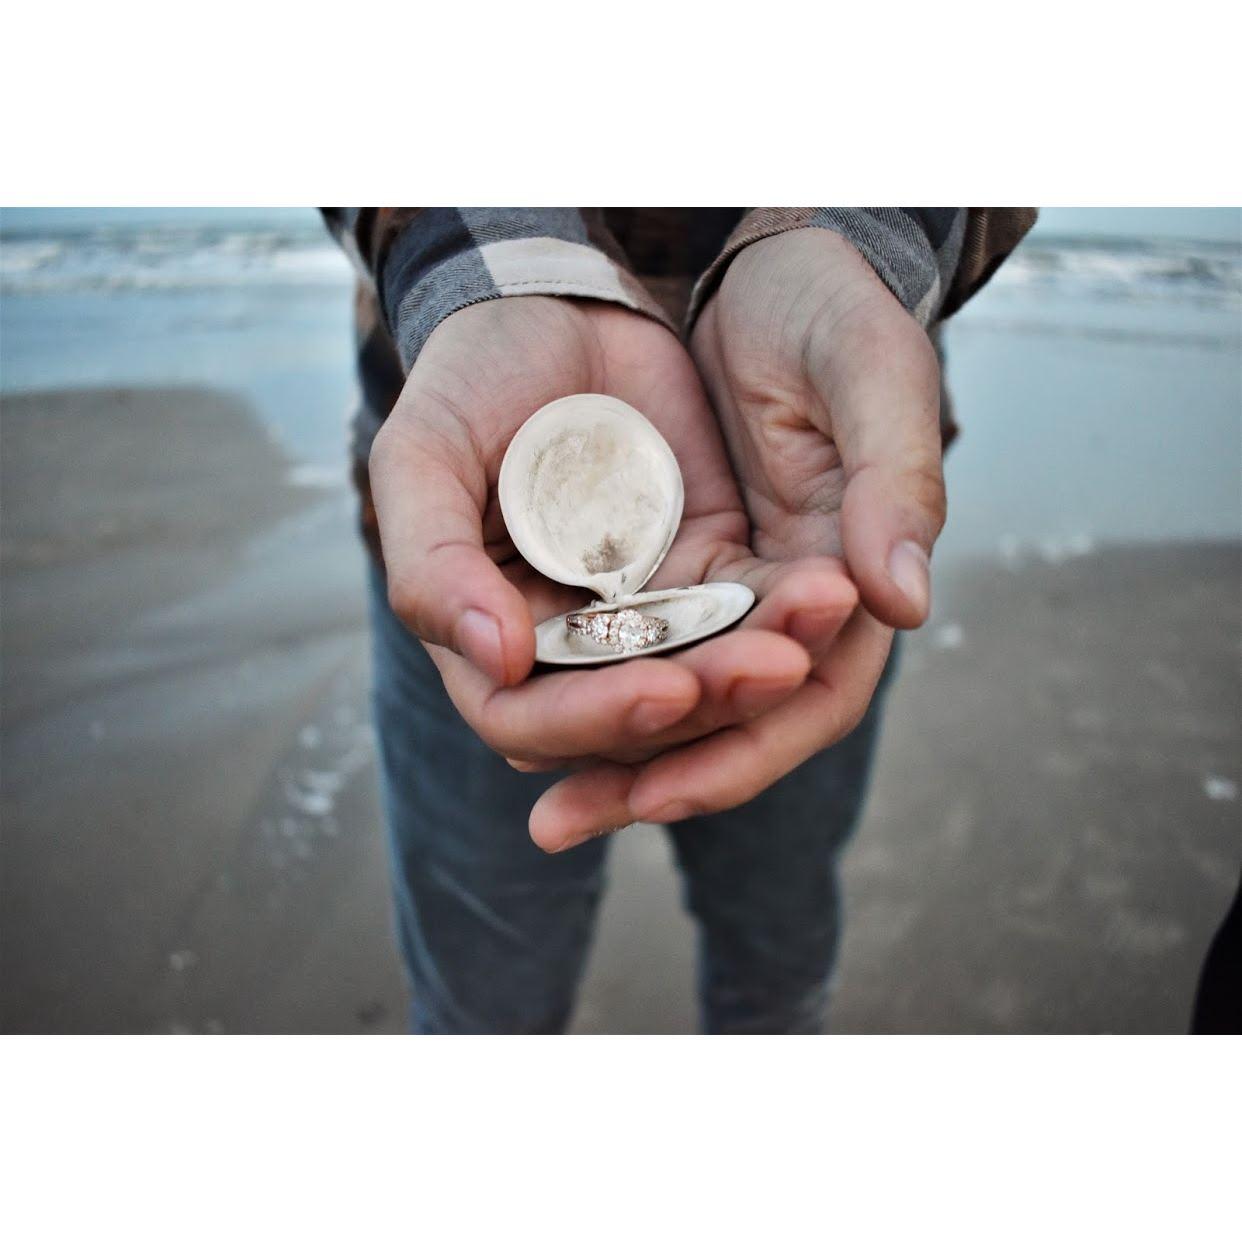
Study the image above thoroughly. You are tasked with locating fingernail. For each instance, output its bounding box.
[547,826,624,854]
[888,540,930,618]
[627,697,693,736]
[456,608,504,681]
[636,799,694,824]
[507,757,551,773]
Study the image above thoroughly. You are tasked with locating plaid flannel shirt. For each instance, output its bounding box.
[321,207,1036,551]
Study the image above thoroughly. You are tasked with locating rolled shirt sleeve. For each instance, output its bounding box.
[322,207,674,372]
[685,207,1036,332]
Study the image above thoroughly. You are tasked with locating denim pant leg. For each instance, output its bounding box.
[368,566,608,1033]
[666,646,898,1034]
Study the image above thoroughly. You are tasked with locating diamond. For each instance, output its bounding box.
[615,609,646,653]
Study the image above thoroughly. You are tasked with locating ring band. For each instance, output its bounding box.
[567,607,670,654]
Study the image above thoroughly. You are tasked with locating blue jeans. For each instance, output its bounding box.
[369,566,893,1034]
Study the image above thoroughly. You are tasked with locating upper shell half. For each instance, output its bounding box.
[497,394,684,603]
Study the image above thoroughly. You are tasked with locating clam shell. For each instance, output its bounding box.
[498,394,682,602]
[498,394,756,665]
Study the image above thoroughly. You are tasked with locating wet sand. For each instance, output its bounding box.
[2,387,1239,1033]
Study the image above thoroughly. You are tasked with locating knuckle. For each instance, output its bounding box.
[838,700,870,741]
[702,789,744,817]
[473,717,511,755]
[385,573,427,631]
[476,699,546,759]
[701,734,772,815]
[806,677,867,750]
[830,682,873,741]
[908,458,948,535]
[704,776,765,817]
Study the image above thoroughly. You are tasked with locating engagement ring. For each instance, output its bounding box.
[567,607,670,654]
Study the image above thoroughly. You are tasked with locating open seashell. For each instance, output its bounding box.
[498,394,755,665]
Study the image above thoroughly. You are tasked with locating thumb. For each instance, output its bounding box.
[840,461,944,629]
[816,313,946,629]
[368,416,535,686]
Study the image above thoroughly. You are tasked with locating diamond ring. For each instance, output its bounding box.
[567,607,670,654]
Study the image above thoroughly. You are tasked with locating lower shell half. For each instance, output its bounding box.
[534,582,756,666]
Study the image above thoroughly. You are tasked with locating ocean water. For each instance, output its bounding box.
[939,226,1242,559]
[2,208,1239,560]
[0,209,357,480]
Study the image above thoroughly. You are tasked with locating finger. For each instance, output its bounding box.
[572,628,814,765]
[530,611,892,849]
[657,628,810,727]
[810,312,946,630]
[661,516,859,662]
[428,645,701,761]
[370,416,534,687]
[733,556,858,661]
[631,611,891,822]
[530,763,639,852]
[842,464,943,630]
[549,559,855,767]
[472,557,841,767]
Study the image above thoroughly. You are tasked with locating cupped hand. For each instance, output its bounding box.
[532,229,947,848]
[368,295,858,785]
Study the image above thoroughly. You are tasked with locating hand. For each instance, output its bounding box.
[368,295,859,791]
[532,229,945,845]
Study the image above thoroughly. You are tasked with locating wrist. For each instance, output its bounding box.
[697,228,888,372]
[688,208,966,336]
[379,208,674,372]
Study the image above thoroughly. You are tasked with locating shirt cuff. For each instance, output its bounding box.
[686,208,970,332]
[374,208,675,370]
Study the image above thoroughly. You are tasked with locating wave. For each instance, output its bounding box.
[990,235,1241,304]
[2,220,1239,305]
[0,223,353,294]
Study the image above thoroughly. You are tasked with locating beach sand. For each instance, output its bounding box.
[1,386,1239,1034]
